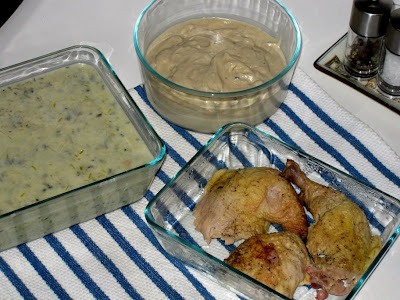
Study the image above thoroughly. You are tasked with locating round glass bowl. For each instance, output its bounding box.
[134,0,301,133]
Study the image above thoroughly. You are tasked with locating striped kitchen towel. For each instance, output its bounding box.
[1,68,400,300]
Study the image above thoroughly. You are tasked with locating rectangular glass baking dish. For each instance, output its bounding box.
[0,45,166,252]
[145,122,400,299]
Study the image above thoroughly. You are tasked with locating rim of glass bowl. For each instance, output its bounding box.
[134,0,302,98]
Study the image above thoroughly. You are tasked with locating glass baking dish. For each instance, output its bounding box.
[0,45,166,252]
[145,122,400,299]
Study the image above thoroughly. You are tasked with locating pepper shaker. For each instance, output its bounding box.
[377,9,400,96]
[344,0,392,78]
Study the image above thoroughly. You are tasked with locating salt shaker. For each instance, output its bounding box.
[344,0,392,78]
[377,9,400,96]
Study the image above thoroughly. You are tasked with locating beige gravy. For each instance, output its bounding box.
[146,18,287,92]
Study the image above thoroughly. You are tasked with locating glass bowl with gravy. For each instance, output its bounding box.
[134,0,301,133]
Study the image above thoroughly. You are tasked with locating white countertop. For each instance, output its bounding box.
[1,1,399,299]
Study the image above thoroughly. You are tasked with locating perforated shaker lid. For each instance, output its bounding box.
[349,0,392,37]
[385,9,400,55]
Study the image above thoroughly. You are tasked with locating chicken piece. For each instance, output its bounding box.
[282,160,382,297]
[224,232,311,299]
[193,167,307,245]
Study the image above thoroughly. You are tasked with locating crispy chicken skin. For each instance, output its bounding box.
[282,160,382,297]
[193,167,308,245]
[224,232,311,299]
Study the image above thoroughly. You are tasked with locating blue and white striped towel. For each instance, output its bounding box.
[1,68,400,299]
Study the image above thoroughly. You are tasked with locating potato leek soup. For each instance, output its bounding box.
[0,64,152,215]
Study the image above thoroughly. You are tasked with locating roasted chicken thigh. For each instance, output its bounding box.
[282,160,382,297]
[225,232,311,299]
[193,167,308,245]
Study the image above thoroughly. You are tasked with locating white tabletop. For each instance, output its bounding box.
[1,1,399,299]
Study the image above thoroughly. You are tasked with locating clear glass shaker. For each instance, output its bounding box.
[377,9,400,96]
[344,0,392,78]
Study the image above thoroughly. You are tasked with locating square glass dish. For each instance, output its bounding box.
[0,45,166,252]
[145,122,400,299]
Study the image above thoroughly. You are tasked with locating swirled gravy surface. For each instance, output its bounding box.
[146,18,287,92]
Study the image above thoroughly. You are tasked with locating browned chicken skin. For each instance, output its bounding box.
[225,232,311,299]
[193,167,308,245]
[282,160,382,298]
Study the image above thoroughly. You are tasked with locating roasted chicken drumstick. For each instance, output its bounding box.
[282,160,382,298]
[193,167,308,245]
